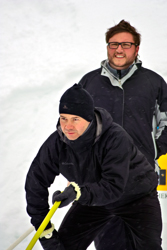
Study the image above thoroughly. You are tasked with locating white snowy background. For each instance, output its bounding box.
[1,0,167,249]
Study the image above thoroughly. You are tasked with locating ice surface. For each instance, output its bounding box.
[1,1,167,249]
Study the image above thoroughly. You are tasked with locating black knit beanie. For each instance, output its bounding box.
[59,83,94,122]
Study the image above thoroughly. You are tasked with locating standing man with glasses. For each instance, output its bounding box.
[79,20,167,249]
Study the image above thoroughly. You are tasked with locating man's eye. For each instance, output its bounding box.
[122,43,131,48]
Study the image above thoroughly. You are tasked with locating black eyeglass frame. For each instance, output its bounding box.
[108,42,139,49]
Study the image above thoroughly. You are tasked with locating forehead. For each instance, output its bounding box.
[109,32,134,42]
[60,114,81,119]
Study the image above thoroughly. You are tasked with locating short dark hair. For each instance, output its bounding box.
[105,20,141,45]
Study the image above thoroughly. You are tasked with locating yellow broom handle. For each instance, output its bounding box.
[26,200,61,250]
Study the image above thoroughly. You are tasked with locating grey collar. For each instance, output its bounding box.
[106,62,134,79]
[101,59,141,87]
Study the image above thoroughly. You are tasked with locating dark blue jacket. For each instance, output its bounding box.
[79,60,167,169]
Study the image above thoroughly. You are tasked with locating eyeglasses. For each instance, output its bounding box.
[108,42,138,49]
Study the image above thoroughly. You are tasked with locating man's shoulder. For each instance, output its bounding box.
[80,67,102,80]
[139,66,165,80]
[42,131,60,148]
[79,67,108,88]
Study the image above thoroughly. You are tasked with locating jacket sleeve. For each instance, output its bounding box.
[155,78,167,158]
[78,128,133,206]
[25,132,60,230]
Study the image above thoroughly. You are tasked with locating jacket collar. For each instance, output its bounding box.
[101,59,141,88]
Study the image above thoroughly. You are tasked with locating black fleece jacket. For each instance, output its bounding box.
[25,108,158,229]
[79,61,167,168]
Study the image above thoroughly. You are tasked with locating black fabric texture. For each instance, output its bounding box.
[58,190,162,250]
[39,229,65,250]
[59,83,94,122]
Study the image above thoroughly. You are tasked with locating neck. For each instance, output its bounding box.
[106,62,134,79]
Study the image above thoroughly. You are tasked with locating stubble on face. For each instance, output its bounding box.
[60,114,90,141]
[107,32,139,70]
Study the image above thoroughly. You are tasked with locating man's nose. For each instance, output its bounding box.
[116,44,124,52]
[65,122,74,129]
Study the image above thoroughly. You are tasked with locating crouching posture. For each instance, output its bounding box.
[25,84,162,250]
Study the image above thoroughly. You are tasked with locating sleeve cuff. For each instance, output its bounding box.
[70,182,81,200]
[39,223,55,239]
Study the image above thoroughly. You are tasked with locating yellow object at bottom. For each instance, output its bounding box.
[26,200,61,250]
[157,154,167,191]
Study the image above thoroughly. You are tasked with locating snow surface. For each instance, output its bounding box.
[1,1,167,249]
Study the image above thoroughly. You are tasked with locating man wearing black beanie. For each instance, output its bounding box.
[59,83,94,122]
[25,84,162,250]
[58,84,94,141]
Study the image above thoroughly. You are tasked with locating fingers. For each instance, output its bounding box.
[52,190,61,204]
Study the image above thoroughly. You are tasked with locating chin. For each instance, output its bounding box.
[66,135,78,140]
